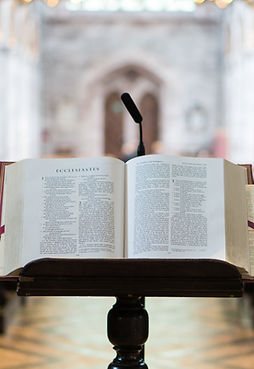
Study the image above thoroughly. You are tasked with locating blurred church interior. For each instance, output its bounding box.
[1,0,254,368]
[1,0,254,163]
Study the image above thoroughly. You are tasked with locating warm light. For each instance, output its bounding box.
[195,0,230,5]
[196,0,253,6]
[23,0,33,2]
[44,0,60,7]
[215,0,228,7]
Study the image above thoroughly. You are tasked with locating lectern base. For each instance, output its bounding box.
[107,296,148,369]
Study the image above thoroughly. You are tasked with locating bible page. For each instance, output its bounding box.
[1,161,25,275]
[125,155,226,259]
[224,161,249,272]
[20,157,124,266]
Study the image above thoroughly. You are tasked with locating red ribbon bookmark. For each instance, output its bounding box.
[0,225,5,235]
[248,220,254,230]
[0,163,5,236]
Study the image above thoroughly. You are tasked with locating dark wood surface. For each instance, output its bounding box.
[17,258,243,297]
[15,258,244,369]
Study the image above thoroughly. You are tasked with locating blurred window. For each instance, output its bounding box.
[66,0,195,12]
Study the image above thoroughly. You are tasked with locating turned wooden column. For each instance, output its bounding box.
[107,296,149,369]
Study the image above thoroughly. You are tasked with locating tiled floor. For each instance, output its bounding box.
[1,295,254,368]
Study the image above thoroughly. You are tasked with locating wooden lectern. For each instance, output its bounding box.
[15,257,243,369]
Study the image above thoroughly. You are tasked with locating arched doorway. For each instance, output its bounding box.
[104,91,124,158]
[140,93,159,154]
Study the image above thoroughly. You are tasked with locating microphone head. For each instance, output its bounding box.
[121,92,143,124]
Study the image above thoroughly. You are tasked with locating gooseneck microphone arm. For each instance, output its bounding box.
[137,121,145,157]
[120,92,145,156]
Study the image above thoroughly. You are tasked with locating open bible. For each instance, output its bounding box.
[0,155,252,278]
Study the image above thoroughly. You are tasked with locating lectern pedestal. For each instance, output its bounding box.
[13,258,243,369]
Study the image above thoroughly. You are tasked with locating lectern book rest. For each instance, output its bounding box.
[0,155,254,280]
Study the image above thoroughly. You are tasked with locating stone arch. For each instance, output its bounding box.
[81,50,165,88]
[77,51,183,157]
[101,64,161,157]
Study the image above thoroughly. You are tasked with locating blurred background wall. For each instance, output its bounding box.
[0,0,253,165]
[0,0,40,160]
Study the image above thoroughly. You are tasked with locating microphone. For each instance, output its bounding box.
[120,92,145,156]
